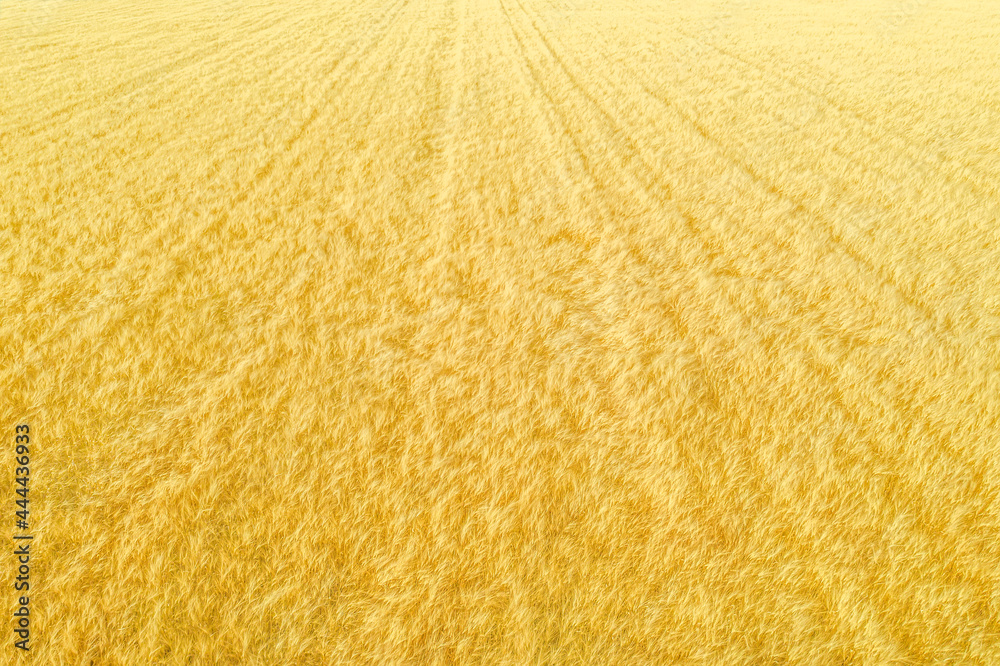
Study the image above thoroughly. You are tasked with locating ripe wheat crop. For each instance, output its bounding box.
[2,0,999,662]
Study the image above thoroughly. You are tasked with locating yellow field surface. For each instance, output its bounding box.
[2,0,1000,662]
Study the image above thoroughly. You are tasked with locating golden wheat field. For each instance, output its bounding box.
[2,0,1000,662]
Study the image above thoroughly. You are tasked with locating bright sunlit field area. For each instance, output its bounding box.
[2,0,999,662]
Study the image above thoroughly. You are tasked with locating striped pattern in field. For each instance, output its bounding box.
[2,0,999,663]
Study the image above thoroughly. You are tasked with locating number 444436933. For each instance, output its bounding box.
[15,425,30,532]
